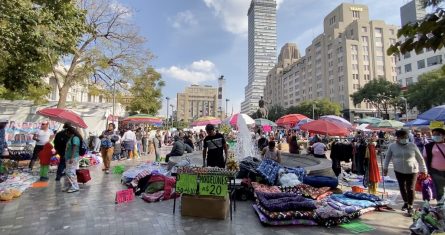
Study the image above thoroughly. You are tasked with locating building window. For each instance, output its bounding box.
[427,55,443,66]
[363,55,369,61]
[364,74,370,80]
[403,52,411,59]
[417,59,425,69]
[390,29,395,35]
[362,27,367,33]
[361,36,368,43]
[374,28,383,37]
[352,10,360,19]
[405,63,412,73]
[364,65,370,71]
[352,74,359,80]
[352,54,358,61]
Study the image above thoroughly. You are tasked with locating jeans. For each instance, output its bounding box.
[394,171,418,206]
[56,155,66,179]
[29,145,44,169]
[430,168,445,200]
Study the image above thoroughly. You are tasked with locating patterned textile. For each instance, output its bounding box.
[280,184,332,200]
[121,163,167,185]
[253,205,318,226]
[256,159,281,185]
[256,192,316,212]
[343,191,389,206]
[326,197,362,214]
[284,167,306,181]
[330,194,376,208]
[314,200,375,227]
[256,204,317,221]
[252,182,281,193]
[303,175,338,188]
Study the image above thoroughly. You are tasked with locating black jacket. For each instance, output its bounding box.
[54,129,69,157]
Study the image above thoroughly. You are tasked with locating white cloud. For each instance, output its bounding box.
[159,60,218,84]
[170,10,198,29]
[109,1,133,19]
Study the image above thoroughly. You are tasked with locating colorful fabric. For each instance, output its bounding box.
[256,204,317,221]
[330,194,376,208]
[422,177,437,201]
[252,182,281,193]
[256,159,281,185]
[280,184,332,200]
[253,204,318,226]
[343,191,388,206]
[38,143,53,165]
[256,192,316,212]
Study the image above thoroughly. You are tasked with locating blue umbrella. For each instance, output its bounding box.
[404,119,430,127]
[418,105,445,121]
[293,118,313,130]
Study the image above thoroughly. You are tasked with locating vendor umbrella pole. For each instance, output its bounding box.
[379,142,386,200]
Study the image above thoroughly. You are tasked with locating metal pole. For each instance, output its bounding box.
[405,99,408,123]
[312,103,315,119]
[112,80,116,123]
[166,97,170,130]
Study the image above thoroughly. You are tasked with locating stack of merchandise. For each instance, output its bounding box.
[0,172,38,201]
[255,159,306,186]
[121,162,168,187]
[410,201,445,235]
[78,152,102,168]
[176,166,237,177]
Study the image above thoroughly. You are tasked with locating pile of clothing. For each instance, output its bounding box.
[134,173,178,203]
[252,182,389,227]
[121,162,167,187]
[78,153,102,168]
[0,172,38,201]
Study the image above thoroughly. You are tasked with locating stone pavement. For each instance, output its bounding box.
[0,147,419,235]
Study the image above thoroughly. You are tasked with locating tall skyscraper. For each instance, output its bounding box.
[241,0,277,114]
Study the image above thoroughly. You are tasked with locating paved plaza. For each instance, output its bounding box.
[0,148,418,235]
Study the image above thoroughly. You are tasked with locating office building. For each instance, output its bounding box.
[265,3,398,120]
[397,0,444,88]
[176,85,219,123]
[241,0,277,114]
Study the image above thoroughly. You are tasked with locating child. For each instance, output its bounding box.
[38,142,55,181]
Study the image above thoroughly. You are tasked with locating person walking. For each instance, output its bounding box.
[203,124,228,168]
[153,129,162,162]
[384,129,427,216]
[424,128,445,201]
[64,126,81,193]
[122,128,136,160]
[54,123,71,181]
[29,121,54,170]
[142,128,149,155]
[101,123,119,173]
[135,127,143,157]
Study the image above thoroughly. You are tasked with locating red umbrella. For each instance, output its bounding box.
[300,119,348,136]
[36,108,88,129]
[275,114,308,127]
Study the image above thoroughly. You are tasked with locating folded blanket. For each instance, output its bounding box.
[252,182,281,194]
[256,204,317,221]
[343,191,389,206]
[253,204,318,226]
[281,184,332,200]
[303,175,338,188]
[326,197,361,214]
[330,194,376,208]
[256,192,316,212]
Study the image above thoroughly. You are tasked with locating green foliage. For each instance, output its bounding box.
[388,0,445,55]
[267,104,286,121]
[405,67,445,112]
[249,110,262,119]
[286,99,341,118]
[0,83,50,105]
[0,0,87,93]
[219,124,232,135]
[350,78,401,116]
[127,67,164,115]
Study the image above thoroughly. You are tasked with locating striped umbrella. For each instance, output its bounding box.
[191,116,221,127]
[122,114,163,125]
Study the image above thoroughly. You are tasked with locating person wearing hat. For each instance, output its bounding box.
[203,124,228,168]
[29,120,54,170]
[53,123,72,181]
[424,127,445,201]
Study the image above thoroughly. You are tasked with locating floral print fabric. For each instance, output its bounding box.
[280,184,332,200]
[252,182,281,193]
[256,192,317,212]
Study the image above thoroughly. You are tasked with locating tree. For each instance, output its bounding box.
[0,0,87,93]
[52,0,154,108]
[267,104,286,121]
[387,0,445,55]
[350,78,401,119]
[287,99,341,118]
[126,68,164,115]
[249,110,262,119]
[405,68,445,112]
[0,84,51,105]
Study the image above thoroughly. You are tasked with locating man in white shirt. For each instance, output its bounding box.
[122,128,136,160]
[312,140,327,159]
[29,120,54,169]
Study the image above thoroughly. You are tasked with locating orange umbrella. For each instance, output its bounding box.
[300,119,349,136]
[275,114,308,127]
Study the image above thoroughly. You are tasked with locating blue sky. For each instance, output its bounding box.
[118,0,407,116]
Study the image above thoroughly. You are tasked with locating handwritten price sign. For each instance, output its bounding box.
[199,175,228,197]
[176,174,198,195]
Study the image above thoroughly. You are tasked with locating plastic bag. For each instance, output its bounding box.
[279,173,301,187]
[410,218,431,235]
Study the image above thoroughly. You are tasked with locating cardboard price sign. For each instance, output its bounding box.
[176,174,198,194]
[199,175,228,197]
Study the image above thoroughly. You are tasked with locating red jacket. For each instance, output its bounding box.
[39,143,54,165]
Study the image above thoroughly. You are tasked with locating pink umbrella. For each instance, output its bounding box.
[227,113,255,126]
[191,116,221,127]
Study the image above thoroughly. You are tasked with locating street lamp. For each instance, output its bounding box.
[312,103,317,119]
[400,97,408,122]
[170,104,174,127]
[166,97,170,129]
[225,98,230,117]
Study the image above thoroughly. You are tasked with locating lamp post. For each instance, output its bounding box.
[170,104,174,127]
[400,97,408,122]
[225,98,230,117]
[166,97,170,129]
[312,103,316,119]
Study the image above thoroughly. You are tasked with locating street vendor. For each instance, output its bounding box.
[203,124,228,168]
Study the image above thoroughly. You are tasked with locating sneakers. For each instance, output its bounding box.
[105,170,110,174]
[407,207,414,217]
[401,203,408,211]
[67,188,79,193]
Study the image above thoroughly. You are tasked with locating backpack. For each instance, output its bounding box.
[101,138,113,149]
[72,136,88,156]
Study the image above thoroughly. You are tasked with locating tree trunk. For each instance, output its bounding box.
[57,85,70,108]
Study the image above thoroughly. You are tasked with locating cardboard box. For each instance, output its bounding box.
[181,195,229,219]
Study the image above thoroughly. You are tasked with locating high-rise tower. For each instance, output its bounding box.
[241,0,277,114]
